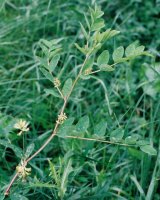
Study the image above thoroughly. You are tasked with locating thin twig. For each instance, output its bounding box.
[57,87,65,99]
[4,173,19,196]
[64,135,132,147]
[89,69,101,75]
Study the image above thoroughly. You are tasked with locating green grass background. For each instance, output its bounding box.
[0,0,160,199]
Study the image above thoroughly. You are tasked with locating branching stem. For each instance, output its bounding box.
[4,54,90,196]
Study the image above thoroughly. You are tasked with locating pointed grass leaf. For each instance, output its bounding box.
[84,14,91,30]
[0,139,22,158]
[60,159,73,198]
[80,22,88,40]
[128,148,143,160]
[130,175,145,197]
[49,160,59,184]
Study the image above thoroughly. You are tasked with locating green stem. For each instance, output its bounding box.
[64,135,132,147]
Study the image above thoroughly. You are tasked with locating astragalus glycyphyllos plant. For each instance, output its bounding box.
[4,4,156,197]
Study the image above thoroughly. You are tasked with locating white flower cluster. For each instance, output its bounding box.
[56,113,67,124]
[16,160,31,179]
[54,78,61,88]
[14,119,29,136]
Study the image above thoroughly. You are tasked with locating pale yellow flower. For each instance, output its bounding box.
[16,161,31,179]
[56,113,67,124]
[84,68,92,75]
[14,119,29,136]
[54,78,61,88]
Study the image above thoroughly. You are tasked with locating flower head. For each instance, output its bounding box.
[56,112,67,124]
[84,68,92,75]
[16,161,31,179]
[14,119,29,136]
[54,78,61,88]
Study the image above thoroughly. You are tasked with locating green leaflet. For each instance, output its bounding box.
[112,46,124,62]
[135,45,145,54]
[48,55,60,72]
[83,56,94,72]
[62,78,72,98]
[99,64,114,71]
[91,18,105,32]
[140,145,157,156]
[24,143,35,159]
[44,89,61,98]
[125,43,136,57]
[94,121,107,137]
[58,118,75,137]
[90,6,105,32]
[97,50,109,66]
[125,134,139,144]
[136,140,150,146]
[76,115,89,132]
[125,42,151,59]
[40,68,54,83]
[106,30,120,40]
[110,128,124,142]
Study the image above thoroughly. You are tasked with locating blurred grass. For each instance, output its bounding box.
[0,0,160,199]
